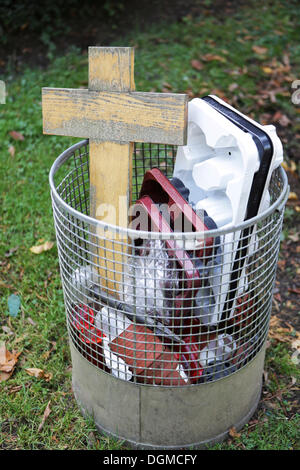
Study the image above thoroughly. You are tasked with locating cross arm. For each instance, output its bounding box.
[42,88,188,145]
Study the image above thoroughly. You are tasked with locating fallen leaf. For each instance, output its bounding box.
[7,294,21,317]
[9,131,24,141]
[8,385,22,394]
[185,88,195,98]
[25,368,45,378]
[228,426,241,439]
[262,66,273,74]
[42,342,56,361]
[8,145,15,157]
[0,342,21,382]
[38,400,51,432]
[288,192,298,201]
[252,45,268,55]
[44,372,53,382]
[162,82,172,90]
[202,53,226,62]
[30,241,54,254]
[191,59,203,70]
[291,339,300,350]
[277,259,286,270]
[282,160,298,174]
[288,233,299,242]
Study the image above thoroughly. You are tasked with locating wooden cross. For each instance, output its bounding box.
[42,46,188,296]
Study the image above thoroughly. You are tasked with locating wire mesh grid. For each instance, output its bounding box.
[50,140,287,386]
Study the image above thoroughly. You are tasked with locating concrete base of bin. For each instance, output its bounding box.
[70,341,265,449]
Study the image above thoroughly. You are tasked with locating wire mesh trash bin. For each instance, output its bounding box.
[49,139,289,449]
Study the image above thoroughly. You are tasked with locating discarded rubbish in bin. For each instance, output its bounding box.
[174,96,283,329]
[47,46,289,448]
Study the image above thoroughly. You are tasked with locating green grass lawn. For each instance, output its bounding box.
[0,0,299,450]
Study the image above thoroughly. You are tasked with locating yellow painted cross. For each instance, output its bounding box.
[42,46,188,296]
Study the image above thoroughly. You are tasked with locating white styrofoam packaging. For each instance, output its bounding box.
[173,96,283,324]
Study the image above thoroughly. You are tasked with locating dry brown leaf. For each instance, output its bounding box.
[291,339,300,350]
[0,371,12,383]
[252,45,268,55]
[9,131,25,141]
[0,342,21,382]
[44,372,53,382]
[283,160,298,174]
[288,232,299,242]
[38,400,51,432]
[203,53,226,62]
[25,368,45,378]
[30,241,54,254]
[191,59,203,71]
[277,259,286,270]
[162,82,172,90]
[288,192,298,201]
[262,66,273,74]
[228,426,241,439]
[42,342,56,361]
[8,385,23,394]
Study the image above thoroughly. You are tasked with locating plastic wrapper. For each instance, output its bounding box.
[121,239,180,325]
[95,306,133,381]
[199,333,237,368]
[70,264,99,305]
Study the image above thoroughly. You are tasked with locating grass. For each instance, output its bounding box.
[0,0,299,450]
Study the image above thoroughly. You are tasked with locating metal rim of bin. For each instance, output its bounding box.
[49,139,289,448]
[49,140,289,240]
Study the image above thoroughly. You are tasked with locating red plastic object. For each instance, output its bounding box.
[174,336,203,381]
[72,304,103,345]
[139,168,214,257]
[70,304,105,368]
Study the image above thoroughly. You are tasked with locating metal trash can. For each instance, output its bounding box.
[49,139,289,449]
